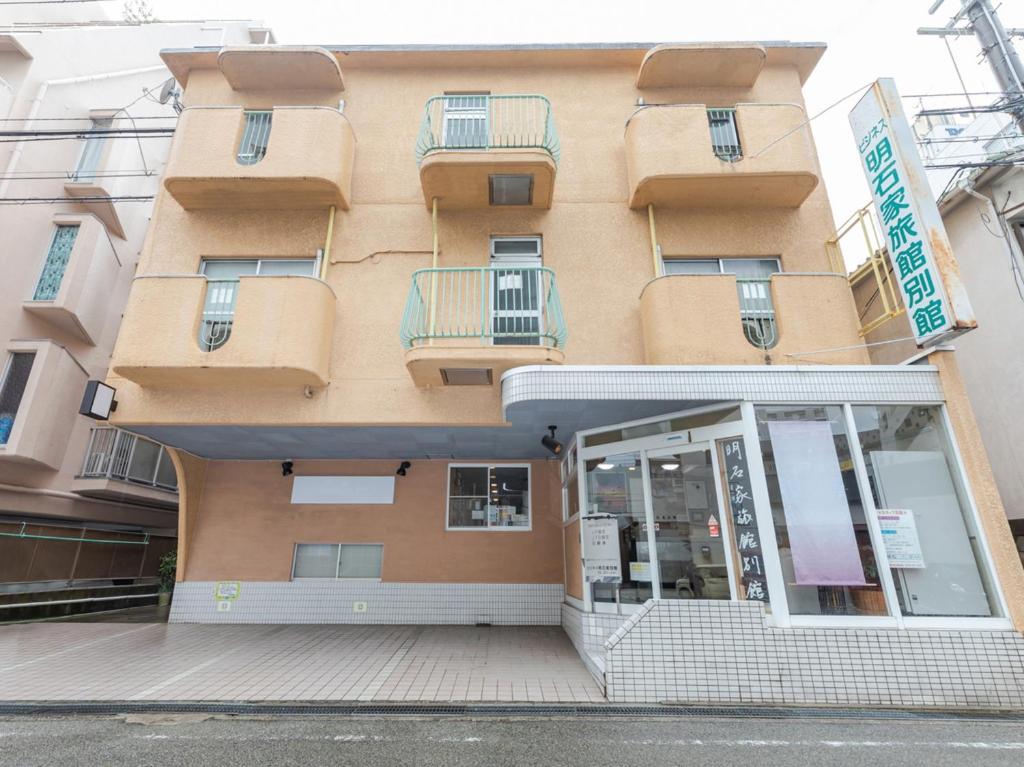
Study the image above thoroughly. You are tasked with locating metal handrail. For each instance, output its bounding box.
[400,266,568,350]
[415,94,560,166]
[78,427,178,493]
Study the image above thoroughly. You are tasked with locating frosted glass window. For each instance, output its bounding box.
[292,544,338,578]
[338,544,383,578]
[292,543,383,579]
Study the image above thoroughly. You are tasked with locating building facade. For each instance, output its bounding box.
[0,14,269,603]
[107,41,1024,706]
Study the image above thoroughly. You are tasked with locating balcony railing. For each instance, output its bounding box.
[707,108,742,161]
[198,279,240,352]
[237,110,272,165]
[400,266,567,350]
[79,427,178,492]
[736,277,778,350]
[415,95,560,166]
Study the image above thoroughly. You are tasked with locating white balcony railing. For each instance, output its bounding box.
[79,427,178,492]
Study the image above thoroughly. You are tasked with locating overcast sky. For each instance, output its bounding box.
[141,0,1024,245]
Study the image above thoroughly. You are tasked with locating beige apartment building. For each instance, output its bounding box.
[0,13,269,606]
[105,41,1024,705]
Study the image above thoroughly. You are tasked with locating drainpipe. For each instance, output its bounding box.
[429,197,439,338]
[647,204,662,277]
[0,64,167,198]
[319,205,335,280]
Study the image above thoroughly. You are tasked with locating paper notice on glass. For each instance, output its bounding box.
[877,508,925,569]
[629,561,652,582]
[497,274,523,290]
[768,420,868,587]
[583,516,622,583]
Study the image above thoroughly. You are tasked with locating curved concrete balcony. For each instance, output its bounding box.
[111,275,335,388]
[163,106,355,211]
[639,273,867,365]
[625,103,819,209]
[416,95,559,210]
[400,266,567,387]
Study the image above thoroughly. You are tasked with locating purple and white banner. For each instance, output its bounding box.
[768,420,867,587]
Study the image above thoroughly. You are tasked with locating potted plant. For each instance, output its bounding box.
[157,551,177,606]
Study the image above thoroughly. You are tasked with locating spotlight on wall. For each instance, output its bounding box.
[396,461,412,477]
[541,425,563,456]
[281,461,294,477]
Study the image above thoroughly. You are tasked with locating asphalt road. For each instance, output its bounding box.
[1,714,1023,766]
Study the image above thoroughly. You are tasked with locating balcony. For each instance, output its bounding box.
[0,341,86,470]
[111,274,335,388]
[71,427,178,509]
[400,266,567,387]
[416,95,559,209]
[639,273,867,365]
[22,215,121,345]
[624,103,819,209]
[163,106,355,211]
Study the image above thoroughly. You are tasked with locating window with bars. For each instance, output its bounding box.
[32,225,79,301]
[661,257,780,350]
[441,95,488,149]
[0,352,35,445]
[237,110,272,165]
[707,108,742,161]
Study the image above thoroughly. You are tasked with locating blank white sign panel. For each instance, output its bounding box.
[291,476,396,505]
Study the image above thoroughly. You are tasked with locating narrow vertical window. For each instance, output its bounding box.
[237,110,272,165]
[72,117,113,182]
[707,108,742,161]
[33,225,79,301]
[0,352,36,445]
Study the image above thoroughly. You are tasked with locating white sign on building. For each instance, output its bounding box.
[582,515,622,584]
[849,78,976,346]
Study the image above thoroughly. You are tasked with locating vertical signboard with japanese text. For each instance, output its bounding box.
[582,515,622,584]
[719,438,769,603]
[849,78,976,345]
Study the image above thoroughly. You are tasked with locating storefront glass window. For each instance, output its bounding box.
[852,405,999,618]
[756,405,888,617]
[448,465,530,529]
[585,452,652,605]
[583,406,741,448]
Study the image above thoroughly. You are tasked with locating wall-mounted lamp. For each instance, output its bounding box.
[541,425,563,456]
[396,461,411,477]
[281,461,294,477]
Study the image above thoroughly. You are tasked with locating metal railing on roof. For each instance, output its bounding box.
[79,427,178,493]
[400,266,567,350]
[415,95,560,166]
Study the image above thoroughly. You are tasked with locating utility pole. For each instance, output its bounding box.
[920,0,1024,134]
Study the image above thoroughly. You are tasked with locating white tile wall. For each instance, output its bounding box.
[503,366,944,412]
[170,581,564,625]
[601,600,1024,708]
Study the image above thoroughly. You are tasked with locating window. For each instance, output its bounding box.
[756,405,888,617]
[490,174,533,206]
[852,405,999,618]
[292,543,383,579]
[0,353,35,445]
[489,237,543,346]
[197,258,318,351]
[441,94,488,149]
[237,110,272,165]
[33,225,79,301]
[661,258,780,349]
[447,464,530,529]
[72,117,113,182]
[707,108,741,161]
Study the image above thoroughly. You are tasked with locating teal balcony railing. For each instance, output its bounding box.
[415,95,560,166]
[400,266,568,350]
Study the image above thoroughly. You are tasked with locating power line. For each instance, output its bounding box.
[0,127,175,138]
[0,1,113,5]
[0,195,154,204]
[0,116,177,122]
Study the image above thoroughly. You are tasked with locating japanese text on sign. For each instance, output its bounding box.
[720,438,769,603]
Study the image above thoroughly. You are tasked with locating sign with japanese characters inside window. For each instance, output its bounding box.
[583,515,622,584]
[849,79,976,346]
[719,437,769,603]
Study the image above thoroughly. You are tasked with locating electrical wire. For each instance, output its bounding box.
[0,195,154,204]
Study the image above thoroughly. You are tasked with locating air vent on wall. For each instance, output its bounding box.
[441,368,493,386]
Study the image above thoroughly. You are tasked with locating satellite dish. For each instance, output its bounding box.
[157,78,178,105]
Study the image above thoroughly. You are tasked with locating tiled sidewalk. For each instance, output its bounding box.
[0,623,604,702]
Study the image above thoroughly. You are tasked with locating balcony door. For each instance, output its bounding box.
[441,95,488,149]
[489,236,542,346]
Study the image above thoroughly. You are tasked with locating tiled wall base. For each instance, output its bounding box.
[170,581,563,625]
[602,600,1024,708]
[561,602,627,685]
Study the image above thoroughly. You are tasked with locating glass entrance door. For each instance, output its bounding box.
[646,443,735,601]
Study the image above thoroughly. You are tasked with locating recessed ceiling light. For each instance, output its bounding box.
[661,463,680,471]
[597,463,614,470]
